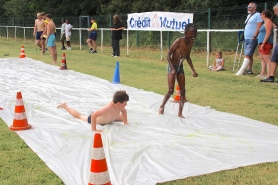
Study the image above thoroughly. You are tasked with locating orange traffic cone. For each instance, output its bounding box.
[88,133,111,185]
[59,53,68,70]
[19,45,26,58]
[10,92,31,131]
[173,84,187,102]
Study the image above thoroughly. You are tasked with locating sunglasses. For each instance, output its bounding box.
[246,6,254,9]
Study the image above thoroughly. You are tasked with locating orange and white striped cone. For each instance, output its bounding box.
[88,133,111,185]
[59,53,68,70]
[10,92,31,131]
[19,45,26,58]
[173,84,187,102]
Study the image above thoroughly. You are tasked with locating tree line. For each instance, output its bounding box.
[0,0,274,18]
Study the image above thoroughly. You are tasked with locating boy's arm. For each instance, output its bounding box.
[90,112,100,132]
[33,20,37,36]
[121,109,128,125]
[186,55,198,77]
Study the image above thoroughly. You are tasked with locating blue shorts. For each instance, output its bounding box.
[244,39,258,56]
[167,64,184,74]
[47,34,56,47]
[87,112,94,123]
[89,31,97,40]
[271,44,278,63]
[36,31,43,40]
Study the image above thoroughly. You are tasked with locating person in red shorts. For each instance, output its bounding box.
[261,4,278,83]
[256,9,273,80]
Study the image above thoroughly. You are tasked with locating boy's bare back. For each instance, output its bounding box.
[94,102,124,125]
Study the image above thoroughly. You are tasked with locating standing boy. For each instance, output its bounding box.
[33,13,45,50]
[86,17,98,53]
[159,23,198,118]
[45,14,57,64]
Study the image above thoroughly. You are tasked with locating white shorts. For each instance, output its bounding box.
[66,36,71,41]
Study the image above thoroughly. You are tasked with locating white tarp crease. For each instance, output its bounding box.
[1,58,278,185]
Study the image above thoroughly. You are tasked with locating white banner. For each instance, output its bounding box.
[127,12,194,31]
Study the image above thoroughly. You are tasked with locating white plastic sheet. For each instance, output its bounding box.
[1,58,278,185]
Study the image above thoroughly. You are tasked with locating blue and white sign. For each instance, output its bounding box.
[127,12,194,31]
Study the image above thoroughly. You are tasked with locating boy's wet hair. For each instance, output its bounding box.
[184,23,197,32]
[113,90,129,104]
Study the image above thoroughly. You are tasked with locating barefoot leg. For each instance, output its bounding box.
[177,73,186,118]
[57,103,87,121]
[159,73,175,115]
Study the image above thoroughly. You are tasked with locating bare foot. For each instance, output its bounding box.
[178,114,185,118]
[159,107,164,115]
[57,102,66,109]
[52,61,57,64]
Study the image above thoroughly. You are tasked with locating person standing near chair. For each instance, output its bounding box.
[86,17,98,53]
[261,3,278,82]
[236,2,263,76]
[256,9,274,80]
[110,15,125,57]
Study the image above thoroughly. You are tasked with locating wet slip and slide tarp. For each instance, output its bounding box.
[1,58,278,185]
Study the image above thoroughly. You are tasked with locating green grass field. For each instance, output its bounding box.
[0,37,278,185]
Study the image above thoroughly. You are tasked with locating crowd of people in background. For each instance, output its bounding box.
[233,2,278,82]
[34,14,125,57]
[208,2,277,82]
[33,6,277,83]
